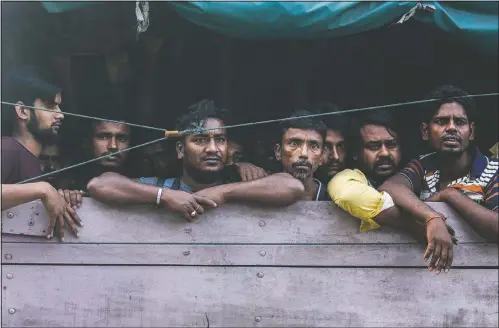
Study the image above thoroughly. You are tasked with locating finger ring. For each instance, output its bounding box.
[195,205,200,211]
[191,211,196,216]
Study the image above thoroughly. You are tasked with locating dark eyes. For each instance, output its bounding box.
[366,142,398,151]
[96,135,128,142]
[434,118,467,125]
[194,137,226,144]
[309,143,320,150]
[289,140,320,149]
[325,143,345,151]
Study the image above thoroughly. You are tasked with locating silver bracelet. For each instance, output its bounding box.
[156,188,163,205]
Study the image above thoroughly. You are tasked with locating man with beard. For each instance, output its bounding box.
[274,110,329,201]
[380,85,498,273]
[349,110,402,188]
[327,110,404,232]
[1,66,82,240]
[56,120,132,209]
[87,100,304,220]
[314,103,349,184]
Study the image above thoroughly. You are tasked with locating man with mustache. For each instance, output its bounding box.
[87,100,305,220]
[350,110,402,187]
[327,110,406,232]
[56,119,132,209]
[1,66,82,241]
[314,103,349,184]
[274,110,329,201]
[380,85,498,273]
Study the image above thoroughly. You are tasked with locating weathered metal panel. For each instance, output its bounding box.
[0,199,487,243]
[2,243,497,267]
[1,199,496,327]
[2,266,498,327]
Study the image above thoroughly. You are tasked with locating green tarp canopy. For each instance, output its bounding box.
[41,1,498,56]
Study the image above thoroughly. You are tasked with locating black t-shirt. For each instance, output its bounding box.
[1,137,41,184]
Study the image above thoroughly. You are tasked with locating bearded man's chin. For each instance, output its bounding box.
[33,131,59,145]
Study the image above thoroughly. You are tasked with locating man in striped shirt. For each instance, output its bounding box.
[380,85,498,274]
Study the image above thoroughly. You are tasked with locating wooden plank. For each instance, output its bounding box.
[2,243,497,267]
[2,266,497,327]
[1,199,487,243]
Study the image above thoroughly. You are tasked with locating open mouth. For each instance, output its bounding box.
[443,136,460,143]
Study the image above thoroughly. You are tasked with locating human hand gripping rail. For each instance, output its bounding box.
[1,92,497,251]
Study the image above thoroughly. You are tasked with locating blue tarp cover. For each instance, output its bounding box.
[41,1,498,55]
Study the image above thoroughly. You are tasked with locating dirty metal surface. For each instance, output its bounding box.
[1,199,497,327]
[1,266,497,327]
[1,199,488,243]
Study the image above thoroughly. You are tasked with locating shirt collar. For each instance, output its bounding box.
[470,147,488,179]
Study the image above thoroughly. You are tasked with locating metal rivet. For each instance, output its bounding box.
[7,212,14,218]
[6,273,13,279]
[182,250,190,256]
[8,308,15,314]
[28,219,34,226]
[257,272,264,278]
[259,220,266,227]
[255,316,262,323]
[259,251,266,257]
[5,254,12,260]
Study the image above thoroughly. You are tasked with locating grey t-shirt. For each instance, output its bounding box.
[136,177,193,193]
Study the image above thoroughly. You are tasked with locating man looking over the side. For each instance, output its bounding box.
[1,66,82,240]
[348,110,403,188]
[274,110,329,201]
[39,144,63,187]
[313,103,349,184]
[87,100,305,220]
[326,110,406,232]
[380,85,498,273]
[56,118,133,209]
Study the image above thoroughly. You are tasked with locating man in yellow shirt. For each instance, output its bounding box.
[328,110,403,231]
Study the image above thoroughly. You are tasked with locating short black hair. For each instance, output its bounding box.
[1,65,61,136]
[350,109,399,151]
[421,85,477,123]
[175,99,231,138]
[313,102,348,137]
[2,65,61,106]
[278,109,327,143]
